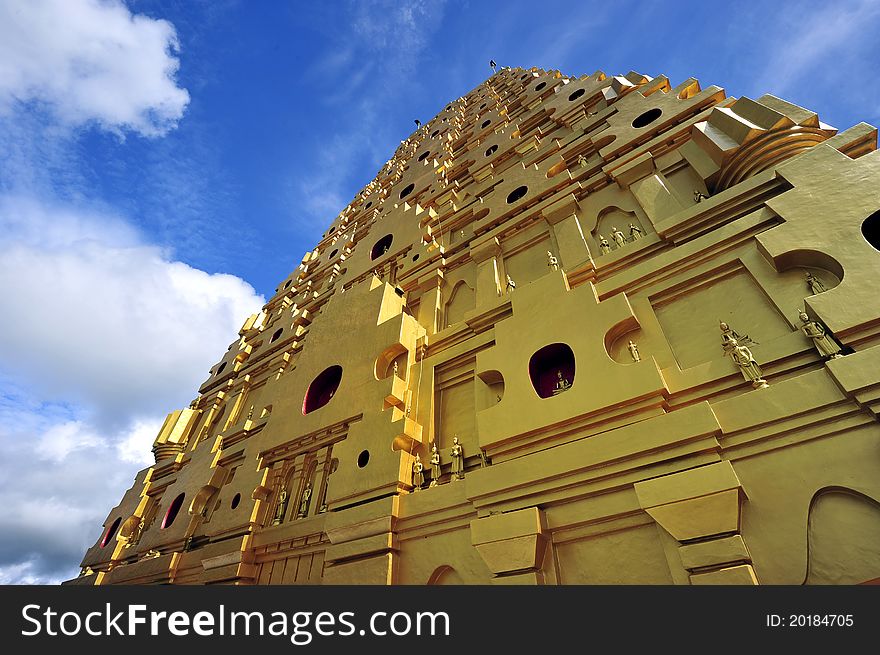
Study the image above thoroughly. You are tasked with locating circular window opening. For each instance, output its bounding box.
[507,185,528,204]
[400,183,415,199]
[529,343,576,399]
[161,492,186,529]
[632,108,663,128]
[862,209,880,250]
[284,280,292,289]
[485,144,498,157]
[216,362,227,376]
[270,327,283,343]
[100,516,122,548]
[418,150,430,162]
[365,201,372,209]
[431,130,439,138]
[568,88,585,102]
[231,493,241,510]
[303,365,343,415]
[329,248,338,259]
[370,234,394,260]
[412,253,420,262]
[481,119,491,129]
[480,102,487,110]
[357,450,370,468]
[520,74,528,80]
[328,226,335,234]
[535,82,547,91]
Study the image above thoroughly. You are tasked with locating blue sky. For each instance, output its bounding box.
[0,0,878,584]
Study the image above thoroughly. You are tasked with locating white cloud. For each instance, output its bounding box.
[0,0,190,136]
[0,195,264,583]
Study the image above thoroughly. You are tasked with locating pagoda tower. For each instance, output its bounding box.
[69,66,880,585]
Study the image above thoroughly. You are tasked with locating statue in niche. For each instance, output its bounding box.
[611,226,627,247]
[450,436,464,481]
[272,488,288,525]
[429,443,441,487]
[552,370,572,395]
[577,153,588,168]
[393,361,399,378]
[505,274,516,294]
[412,454,424,491]
[627,340,641,362]
[805,271,827,296]
[547,251,559,271]
[479,449,491,468]
[694,190,709,203]
[598,234,612,255]
[720,321,769,389]
[298,482,312,518]
[628,223,643,240]
[798,311,844,359]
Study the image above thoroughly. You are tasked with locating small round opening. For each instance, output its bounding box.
[632,108,663,128]
[231,493,241,510]
[270,327,283,343]
[370,234,394,260]
[535,81,546,91]
[303,365,343,414]
[568,88,585,102]
[328,226,335,234]
[412,253,420,262]
[481,119,491,129]
[161,492,186,529]
[480,103,487,110]
[485,144,498,157]
[418,150,430,162]
[400,183,415,199]
[431,130,439,138]
[329,248,338,259]
[520,74,528,80]
[216,362,227,376]
[365,201,372,209]
[357,450,370,468]
[284,280,292,289]
[100,516,122,548]
[507,185,528,204]
[862,209,880,250]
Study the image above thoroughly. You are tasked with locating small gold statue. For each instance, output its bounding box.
[611,226,627,247]
[577,153,588,168]
[429,443,441,487]
[694,190,709,203]
[805,271,827,296]
[627,340,641,362]
[598,234,612,255]
[298,482,312,518]
[552,369,572,395]
[547,251,559,271]
[505,274,516,294]
[798,311,843,359]
[720,321,768,389]
[412,454,424,491]
[628,223,643,240]
[450,436,464,481]
[272,488,288,525]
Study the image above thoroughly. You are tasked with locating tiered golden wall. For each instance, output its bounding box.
[69,66,880,585]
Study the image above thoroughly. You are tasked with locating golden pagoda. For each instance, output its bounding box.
[68,66,880,585]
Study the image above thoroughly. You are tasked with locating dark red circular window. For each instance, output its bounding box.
[303,365,343,414]
[161,493,186,529]
[100,516,122,548]
[529,343,576,399]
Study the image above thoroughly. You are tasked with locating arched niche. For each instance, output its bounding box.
[593,206,645,251]
[443,280,475,328]
[476,369,505,411]
[375,343,409,380]
[427,565,465,585]
[161,492,186,529]
[804,488,880,585]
